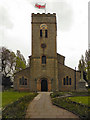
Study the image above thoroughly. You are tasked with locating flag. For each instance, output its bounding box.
[35,3,46,9]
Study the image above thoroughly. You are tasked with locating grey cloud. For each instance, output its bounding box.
[0,6,13,29]
[47,2,73,31]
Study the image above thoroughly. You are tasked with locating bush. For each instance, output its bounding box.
[50,92,69,98]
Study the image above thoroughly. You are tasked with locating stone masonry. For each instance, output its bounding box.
[14,13,81,92]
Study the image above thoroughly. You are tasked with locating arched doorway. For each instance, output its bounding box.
[41,79,48,91]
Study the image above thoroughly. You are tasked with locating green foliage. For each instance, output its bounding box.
[50,92,72,98]
[2,90,34,108]
[2,47,16,77]
[52,97,90,119]
[51,91,90,118]
[2,92,38,118]
[15,50,26,72]
[1,47,27,74]
[85,50,90,84]
[16,56,26,72]
[78,55,85,71]
[68,96,90,106]
[50,91,89,98]
[78,50,90,86]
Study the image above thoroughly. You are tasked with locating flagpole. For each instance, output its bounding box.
[45,3,46,13]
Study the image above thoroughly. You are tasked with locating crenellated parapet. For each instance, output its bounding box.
[32,13,56,17]
[31,13,56,24]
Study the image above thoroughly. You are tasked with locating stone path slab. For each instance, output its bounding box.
[25,92,79,118]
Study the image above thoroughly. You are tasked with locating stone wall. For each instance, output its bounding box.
[58,63,80,91]
[57,53,65,65]
[30,13,58,91]
[14,67,30,91]
[14,13,81,92]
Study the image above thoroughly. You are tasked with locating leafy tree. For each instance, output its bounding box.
[78,55,86,72]
[78,50,90,86]
[1,47,27,88]
[15,50,26,72]
[85,50,90,86]
[1,47,16,88]
[2,47,16,77]
[2,75,13,89]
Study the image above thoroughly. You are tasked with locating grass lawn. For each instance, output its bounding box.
[50,91,90,119]
[0,92,2,108]
[68,96,90,106]
[52,97,90,119]
[2,90,38,118]
[2,90,35,108]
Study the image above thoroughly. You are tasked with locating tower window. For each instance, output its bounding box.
[40,29,42,37]
[45,30,48,38]
[42,56,46,64]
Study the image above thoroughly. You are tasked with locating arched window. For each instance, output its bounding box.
[40,24,48,38]
[19,76,27,85]
[63,76,71,85]
[66,76,68,85]
[42,56,46,64]
[45,30,48,38]
[40,29,42,37]
[69,78,71,85]
[25,79,27,85]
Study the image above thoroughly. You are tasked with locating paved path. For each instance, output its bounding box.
[25,92,79,118]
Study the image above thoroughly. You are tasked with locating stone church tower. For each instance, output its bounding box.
[30,13,58,91]
[14,13,81,92]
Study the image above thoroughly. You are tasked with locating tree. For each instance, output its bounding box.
[1,47,16,88]
[85,49,90,86]
[78,50,90,87]
[78,55,86,72]
[15,50,26,72]
[2,75,13,89]
[2,47,16,77]
[1,47,27,88]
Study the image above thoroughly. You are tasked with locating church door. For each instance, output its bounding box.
[41,79,48,91]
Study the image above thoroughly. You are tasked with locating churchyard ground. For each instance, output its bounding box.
[1,89,90,119]
[50,90,90,119]
[2,89,38,118]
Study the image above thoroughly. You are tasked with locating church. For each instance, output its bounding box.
[14,13,81,92]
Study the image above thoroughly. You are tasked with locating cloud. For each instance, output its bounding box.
[0,6,13,29]
[47,2,73,31]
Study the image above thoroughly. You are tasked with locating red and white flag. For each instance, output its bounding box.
[35,3,46,9]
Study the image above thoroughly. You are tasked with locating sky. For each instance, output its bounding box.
[0,0,89,70]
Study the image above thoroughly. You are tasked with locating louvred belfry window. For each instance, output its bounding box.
[40,24,48,38]
[40,29,42,37]
[45,30,48,38]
